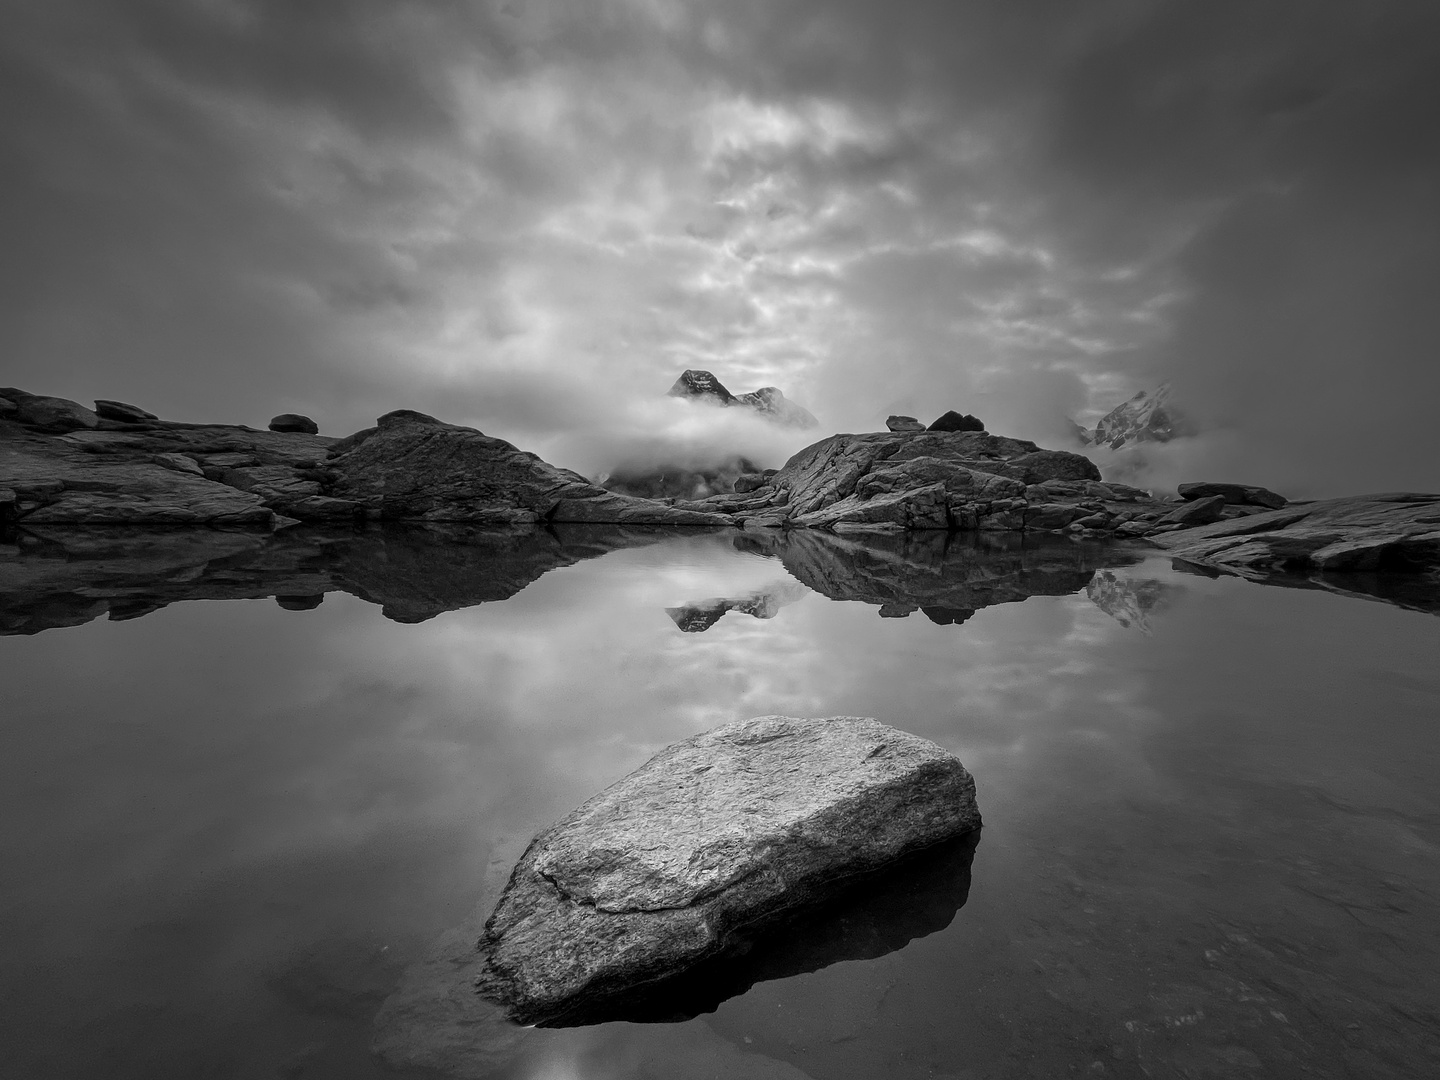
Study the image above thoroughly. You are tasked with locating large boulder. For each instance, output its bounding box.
[755,430,1100,531]
[886,415,925,433]
[475,714,981,1025]
[268,413,319,435]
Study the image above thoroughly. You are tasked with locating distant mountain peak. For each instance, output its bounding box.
[667,370,817,428]
[1075,382,1191,450]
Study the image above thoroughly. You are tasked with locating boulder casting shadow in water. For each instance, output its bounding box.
[534,829,980,1027]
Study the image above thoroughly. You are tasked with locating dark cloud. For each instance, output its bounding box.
[2,0,1437,491]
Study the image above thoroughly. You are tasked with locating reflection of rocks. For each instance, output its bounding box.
[751,529,1144,622]
[537,831,978,1025]
[0,524,681,635]
[666,580,810,632]
[476,715,981,1026]
[1085,570,1183,632]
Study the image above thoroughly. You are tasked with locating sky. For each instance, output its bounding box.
[3,0,1439,494]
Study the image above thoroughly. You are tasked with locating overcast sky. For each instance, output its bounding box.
[4,1,1438,493]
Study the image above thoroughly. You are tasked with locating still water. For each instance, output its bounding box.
[2,527,1438,1079]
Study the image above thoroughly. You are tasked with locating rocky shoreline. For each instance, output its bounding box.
[4,387,1438,580]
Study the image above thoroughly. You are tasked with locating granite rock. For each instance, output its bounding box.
[886,415,926,433]
[475,714,981,1025]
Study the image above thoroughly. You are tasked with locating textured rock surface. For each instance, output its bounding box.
[476,714,981,1025]
[886,415,926,433]
[2,392,736,529]
[1153,493,1440,576]
[731,430,1107,533]
[325,409,734,526]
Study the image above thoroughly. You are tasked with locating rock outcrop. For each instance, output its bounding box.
[1153,493,1440,575]
[475,714,980,1026]
[325,410,732,526]
[667,370,818,428]
[1,390,735,530]
[702,429,1130,533]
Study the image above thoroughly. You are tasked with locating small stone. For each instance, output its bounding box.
[268,413,320,435]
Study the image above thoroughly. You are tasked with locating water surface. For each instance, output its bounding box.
[2,527,1438,1079]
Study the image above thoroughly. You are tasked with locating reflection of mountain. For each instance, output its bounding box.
[1085,569,1183,633]
[536,831,979,1026]
[0,524,680,635]
[739,529,1144,623]
[666,580,811,632]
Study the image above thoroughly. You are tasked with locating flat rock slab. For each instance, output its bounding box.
[1153,492,1440,573]
[476,714,981,1025]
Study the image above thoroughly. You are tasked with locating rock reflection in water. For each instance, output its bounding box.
[665,580,811,632]
[537,831,980,1027]
[752,528,1145,622]
[0,523,685,634]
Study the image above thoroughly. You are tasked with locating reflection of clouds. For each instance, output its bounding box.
[12,535,1440,1076]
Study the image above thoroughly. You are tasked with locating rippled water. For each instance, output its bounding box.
[2,528,1439,1078]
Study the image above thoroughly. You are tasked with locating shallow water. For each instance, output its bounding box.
[2,528,1439,1079]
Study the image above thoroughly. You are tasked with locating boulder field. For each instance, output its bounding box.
[474,714,981,1026]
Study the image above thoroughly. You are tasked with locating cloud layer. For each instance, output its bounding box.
[3,1,1438,491]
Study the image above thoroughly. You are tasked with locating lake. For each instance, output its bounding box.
[2,526,1438,1079]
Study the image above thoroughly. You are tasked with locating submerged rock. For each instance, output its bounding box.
[475,714,981,1026]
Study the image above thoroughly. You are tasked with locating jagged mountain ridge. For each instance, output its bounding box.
[1075,383,1191,450]
[668,370,818,429]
